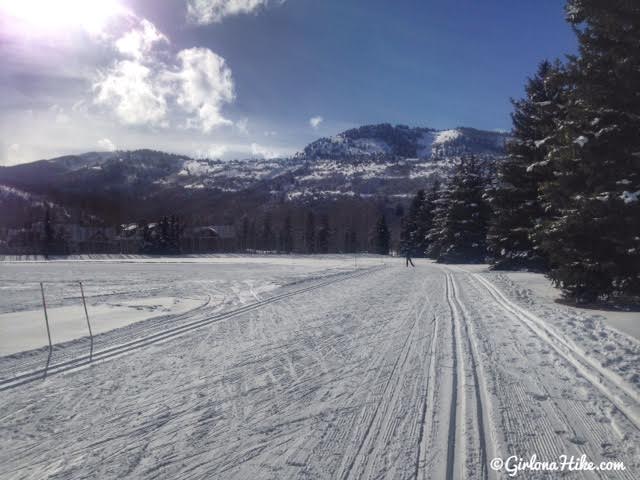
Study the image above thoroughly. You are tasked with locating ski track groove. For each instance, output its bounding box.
[453,267,638,480]
[0,266,382,391]
[469,270,640,432]
[336,300,420,479]
[356,281,433,480]
[285,285,418,479]
[447,272,490,480]
[443,274,461,480]
[414,312,438,480]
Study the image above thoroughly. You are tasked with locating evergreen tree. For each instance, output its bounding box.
[281,214,294,253]
[394,203,405,218]
[158,216,170,253]
[43,206,54,257]
[344,228,358,253]
[400,190,425,255]
[168,215,182,253]
[401,184,438,257]
[304,211,316,254]
[248,220,257,252]
[427,157,490,263]
[487,60,565,271]
[538,0,640,301]
[54,225,69,255]
[240,216,250,251]
[317,214,330,254]
[261,214,274,252]
[374,215,391,255]
[140,220,151,253]
[425,186,446,260]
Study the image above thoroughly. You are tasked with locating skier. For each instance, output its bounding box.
[405,249,415,267]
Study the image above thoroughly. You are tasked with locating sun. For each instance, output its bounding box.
[0,0,127,35]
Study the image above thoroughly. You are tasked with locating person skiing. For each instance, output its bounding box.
[405,249,415,267]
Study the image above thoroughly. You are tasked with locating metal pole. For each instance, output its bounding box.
[40,282,53,377]
[79,281,93,362]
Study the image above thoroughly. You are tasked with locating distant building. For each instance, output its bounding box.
[1,222,117,254]
[0,221,239,255]
[66,224,116,252]
[183,225,236,252]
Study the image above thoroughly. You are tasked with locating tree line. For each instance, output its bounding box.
[400,0,640,303]
[236,210,391,256]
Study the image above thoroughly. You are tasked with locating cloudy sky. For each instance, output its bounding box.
[0,0,576,165]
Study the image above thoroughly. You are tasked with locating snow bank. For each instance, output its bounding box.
[500,271,640,341]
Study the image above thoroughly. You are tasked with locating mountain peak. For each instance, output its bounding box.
[302,123,508,160]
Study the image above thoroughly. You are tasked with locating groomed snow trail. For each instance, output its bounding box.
[0,263,638,479]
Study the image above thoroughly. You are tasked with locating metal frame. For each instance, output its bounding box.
[39,282,53,377]
[78,281,94,361]
[38,281,95,378]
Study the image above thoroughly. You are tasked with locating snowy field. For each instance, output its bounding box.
[0,256,638,479]
[0,255,377,357]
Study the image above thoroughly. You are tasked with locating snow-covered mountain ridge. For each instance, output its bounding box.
[303,124,507,160]
[0,124,508,213]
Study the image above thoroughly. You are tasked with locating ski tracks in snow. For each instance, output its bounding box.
[446,266,639,480]
[0,262,638,479]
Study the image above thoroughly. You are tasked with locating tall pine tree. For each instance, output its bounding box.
[317,214,330,254]
[538,0,640,301]
[260,214,275,252]
[487,60,565,271]
[427,157,490,263]
[400,184,438,257]
[281,214,294,253]
[304,211,316,254]
[43,206,54,258]
[374,215,391,255]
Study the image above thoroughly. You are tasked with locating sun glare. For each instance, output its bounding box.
[1,0,127,35]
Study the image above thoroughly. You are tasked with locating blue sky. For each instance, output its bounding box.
[0,0,577,164]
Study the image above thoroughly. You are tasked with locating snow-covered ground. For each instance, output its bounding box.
[0,257,638,479]
[495,271,640,341]
[0,297,204,356]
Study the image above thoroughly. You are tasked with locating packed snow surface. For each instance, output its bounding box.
[0,257,638,479]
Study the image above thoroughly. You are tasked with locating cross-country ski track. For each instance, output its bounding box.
[0,262,638,479]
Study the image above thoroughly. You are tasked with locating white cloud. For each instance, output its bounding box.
[1,3,250,163]
[186,0,285,24]
[97,138,117,151]
[93,15,236,133]
[194,144,228,159]
[51,105,71,124]
[236,117,249,134]
[171,47,236,132]
[51,104,74,124]
[309,115,323,129]
[93,59,168,127]
[3,144,23,166]
[115,19,168,60]
[250,142,286,159]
